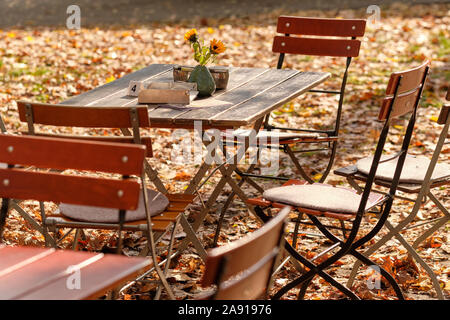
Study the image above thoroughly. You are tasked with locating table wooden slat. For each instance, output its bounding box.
[61,64,173,106]
[172,68,300,125]
[91,69,174,107]
[146,67,271,126]
[213,71,330,126]
[59,64,330,128]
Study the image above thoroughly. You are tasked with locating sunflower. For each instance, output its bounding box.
[184,29,198,43]
[210,39,226,54]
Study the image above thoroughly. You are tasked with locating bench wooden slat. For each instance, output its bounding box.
[0,250,96,299]
[0,247,151,300]
[0,246,55,274]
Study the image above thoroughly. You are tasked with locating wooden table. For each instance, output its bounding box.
[0,245,151,300]
[60,64,330,260]
[61,64,330,130]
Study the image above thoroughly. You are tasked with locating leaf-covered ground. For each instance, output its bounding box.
[0,2,449,300]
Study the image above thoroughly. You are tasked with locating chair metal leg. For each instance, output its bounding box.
[297,277,313,300]
[212,163,259,247]
[384,220,444,299]
[413,192,450,249]
[291,212,304,250]
[154,219,179,300]
[350,249,404,300]
[72,229,81,251]
[269,213,360,300]
[179,214,207,261]
[318,141,338,183]
[285,145,314,183]
[285,140,337,183]
[273,242,360,300]
[0,115,6,133]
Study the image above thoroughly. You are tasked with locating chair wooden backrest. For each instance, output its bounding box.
[15,102,153,157]
[273,16,366,58]
[351,61,430,232]
[379,60,431,121]
[439,87,450,125]
[201,206,290,300]
[0,134,146,210]
[268,16,367,141]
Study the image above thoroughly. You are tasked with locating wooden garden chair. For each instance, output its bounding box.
[16,101,166,193]
[15,102,204,297]
[335,85,449,299]
[245,61,430,300]
[0,134,176,298]
[14,102,204,260]
[214,16,366,246]
[200,206,290,300]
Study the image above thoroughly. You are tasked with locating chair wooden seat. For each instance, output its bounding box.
[247,179,377,221]
[263,182,385,214]
[356,155,450,184]
[59,189,170,223]
[247,61,431,300]
[0,245,152,300]
[47,194,196,233]
[334,165,450,194]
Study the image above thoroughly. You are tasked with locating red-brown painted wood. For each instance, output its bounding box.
[17,102,150,128]
[201,207,289,299]
[273,36,361,57]
[0,134,146,175]
[23,132,154,158]
[277,16,366,37]
[0,168,141,210]
[385,60,430,95]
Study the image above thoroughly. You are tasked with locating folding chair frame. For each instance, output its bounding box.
[249,62,430,300]
[237,17,366,184]
[339,92,450,300]
[213,17,366,247]
[12,102,205,299]
[0,134,177,299]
